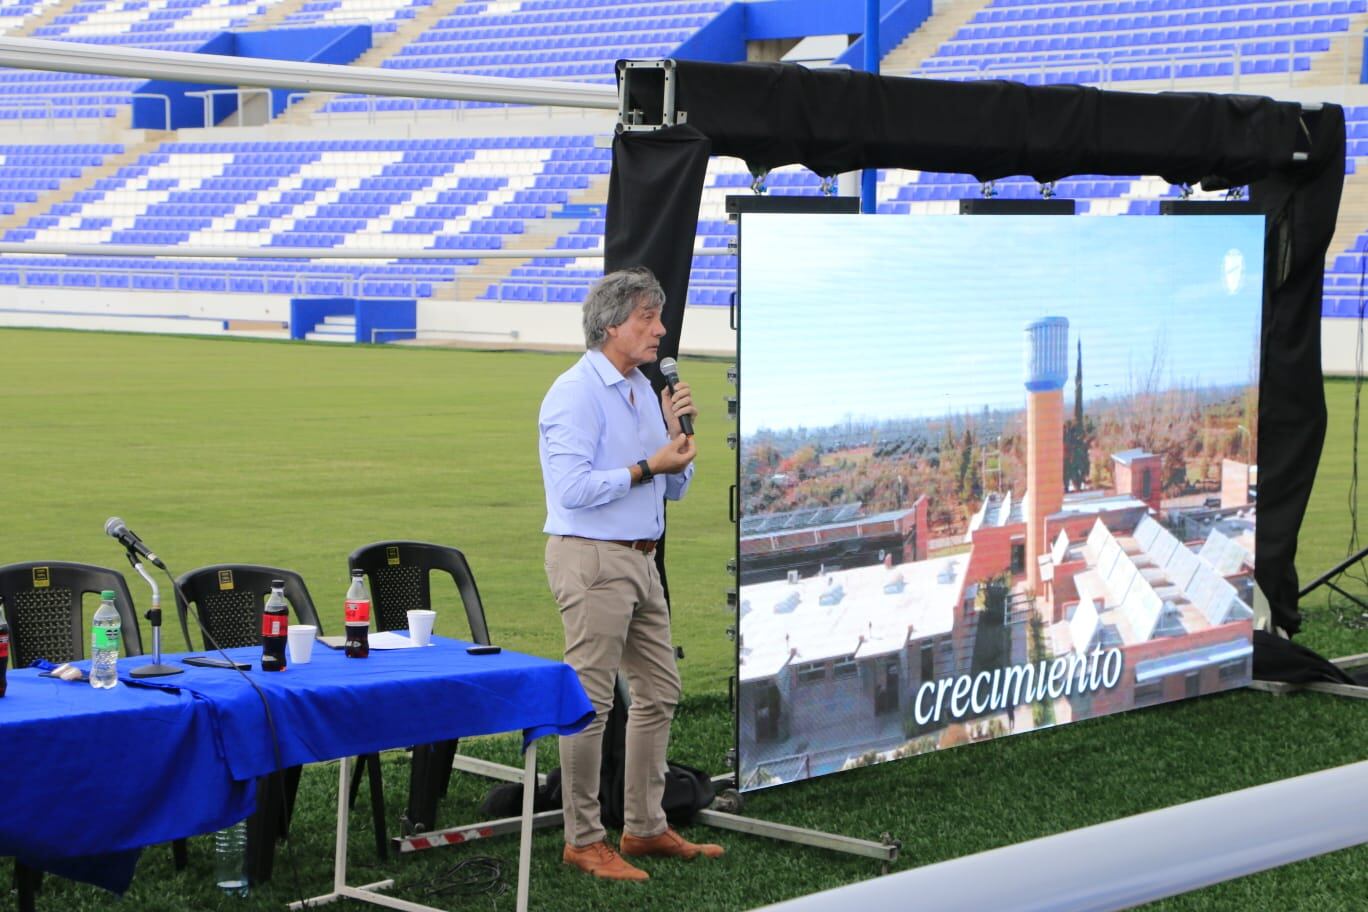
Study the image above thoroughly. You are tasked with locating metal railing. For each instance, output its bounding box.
[482,275,733,304]
[1,258,736,304]
[0,90,171,127]
[282,89,603,125]
[131,92,172,130]
[907,27,1362,93]
[0,262,451,298]
[185,87,273,128]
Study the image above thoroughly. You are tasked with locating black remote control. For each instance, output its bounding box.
[182,656,251,670]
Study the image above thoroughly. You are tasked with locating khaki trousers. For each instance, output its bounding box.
[545,534,682,847]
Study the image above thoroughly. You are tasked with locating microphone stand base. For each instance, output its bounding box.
[130,663,184,678]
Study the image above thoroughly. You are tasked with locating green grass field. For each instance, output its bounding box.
[3,327,1367,911]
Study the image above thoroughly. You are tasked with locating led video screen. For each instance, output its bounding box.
[736,213,1262,792]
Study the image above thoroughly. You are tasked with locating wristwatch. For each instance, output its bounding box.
[637,459,654,484]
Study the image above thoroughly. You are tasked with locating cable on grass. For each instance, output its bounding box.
[418,855,507,900]
[1331,255,1368,628]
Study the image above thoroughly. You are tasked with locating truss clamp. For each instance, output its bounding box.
[617,59,686,132]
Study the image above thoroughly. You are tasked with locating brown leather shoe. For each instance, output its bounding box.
[563,841,650,881]
[620,828,725,860]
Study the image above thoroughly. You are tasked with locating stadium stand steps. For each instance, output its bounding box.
[278,0,469,124]
[244,0,336,34]
[1327,165,1368,259]
[0,136,163,235]
[11,0,86,37]
[456,169,610,301]
[302,0,724,116]
[304,313,356,342]
[898,0,1365,87]
[1296,6,1368,84]
[882,0,999,75]
[448,191,594,298]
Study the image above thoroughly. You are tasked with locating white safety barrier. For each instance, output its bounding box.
[750,760,1368,912]
[0,36,617,109]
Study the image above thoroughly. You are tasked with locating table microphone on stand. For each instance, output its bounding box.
[105,517,183,679]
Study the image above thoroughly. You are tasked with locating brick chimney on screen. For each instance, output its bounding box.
[1024,317,1069,592]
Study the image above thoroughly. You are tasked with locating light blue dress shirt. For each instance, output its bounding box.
[539,349,693,540]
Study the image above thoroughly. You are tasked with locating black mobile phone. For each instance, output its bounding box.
[182,656,251,671]
[466,645,502,655]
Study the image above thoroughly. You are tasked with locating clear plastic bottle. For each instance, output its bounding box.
[259,579,288,672]
[0,596,10,698]
[344,570,370,659]
[90,589,121,689]
[213,820,249,896]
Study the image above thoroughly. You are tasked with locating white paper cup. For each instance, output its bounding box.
[287,624,317,664]
[407,610,436,647]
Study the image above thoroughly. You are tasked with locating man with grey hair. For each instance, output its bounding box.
[538,266,722,882]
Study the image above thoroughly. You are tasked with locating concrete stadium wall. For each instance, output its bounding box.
[1322,317,1366,376]
[0,287,739,354]
[0,286,290,336]
[417,297,737,355]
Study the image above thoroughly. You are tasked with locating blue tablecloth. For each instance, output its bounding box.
[136,636,594,781]
[0,671,257,890]
[0,636,592,892]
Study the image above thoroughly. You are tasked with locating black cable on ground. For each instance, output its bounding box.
[1323,255,1368,628]
[418,855,507,900]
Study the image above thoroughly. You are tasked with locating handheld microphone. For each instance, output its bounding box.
[658,357,694,437]
[104,517,165,570]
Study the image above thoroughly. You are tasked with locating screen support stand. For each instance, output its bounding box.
[1247,549,1368,700]
[395,690,901,872]
[292,745,541,912]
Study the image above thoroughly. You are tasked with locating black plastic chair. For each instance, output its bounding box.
[0,560,143,669]
[0,561,165,912]
[175,565,323,887]
[348,541,493,847]
[175,565,321,653]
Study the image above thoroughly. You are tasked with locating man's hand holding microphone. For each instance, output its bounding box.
[643,357,698,479]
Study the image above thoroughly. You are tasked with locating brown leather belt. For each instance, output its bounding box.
[567,535,657,554]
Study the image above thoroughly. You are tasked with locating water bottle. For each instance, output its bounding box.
[213,820,249,896]
[260,580,288,672]
[0,596,9,698]
[344,570,370,659]
[90,589,121,689]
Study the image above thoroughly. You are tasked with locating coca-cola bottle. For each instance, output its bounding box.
[344,570,370,659]
[260,580,288,672]
[0,596,9,697]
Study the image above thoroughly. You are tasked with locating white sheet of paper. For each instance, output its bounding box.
[367,631,428,650]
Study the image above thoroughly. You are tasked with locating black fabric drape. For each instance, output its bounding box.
[606,59,1343,636]
[663,62,1300,186]
[606,124,712,367]
[1249,104,1344,635]
[604,124,712,608]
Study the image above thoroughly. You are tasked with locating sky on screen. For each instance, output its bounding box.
[738,213,1263,436]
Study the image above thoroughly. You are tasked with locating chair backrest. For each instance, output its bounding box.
[175,565,323,651]
[0,560,144,668]
[347,541,491,645]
